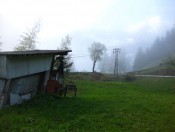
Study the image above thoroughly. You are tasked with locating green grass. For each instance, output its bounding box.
[1,78,175,131]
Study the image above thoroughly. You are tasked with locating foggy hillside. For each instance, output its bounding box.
[133,26,175,71]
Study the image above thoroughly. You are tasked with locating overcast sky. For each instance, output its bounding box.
[0,0,175,71]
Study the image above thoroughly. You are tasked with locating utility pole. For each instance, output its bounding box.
[113,48,120,79]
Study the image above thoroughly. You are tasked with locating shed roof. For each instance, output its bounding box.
[0,50,72,56]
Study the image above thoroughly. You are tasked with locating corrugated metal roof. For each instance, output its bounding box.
[0,50,72,56]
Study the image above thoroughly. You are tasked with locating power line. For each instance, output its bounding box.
[71,55,89,58]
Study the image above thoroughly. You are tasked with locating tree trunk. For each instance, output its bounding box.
[92,60,96,72]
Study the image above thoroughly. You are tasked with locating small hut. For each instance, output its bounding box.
[0,50,71,108]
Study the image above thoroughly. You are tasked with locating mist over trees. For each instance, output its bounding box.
[88,42,106,72]
[133,26,175,71]
[57,35,73,73]
[133,48,145,70]
[14,21,41,51]
[0,36,2,51]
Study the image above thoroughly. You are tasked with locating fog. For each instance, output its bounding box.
[1,0,175,72]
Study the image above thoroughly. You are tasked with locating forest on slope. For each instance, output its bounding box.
[133,26,175,71]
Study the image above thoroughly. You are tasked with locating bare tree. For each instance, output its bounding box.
[0,36,2,51]
[14,21,41,51]
[58,35,73,73]
[88,42,106,72]
[60,35,71,50]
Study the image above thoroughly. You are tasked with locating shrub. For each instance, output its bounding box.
[123,73,136,81]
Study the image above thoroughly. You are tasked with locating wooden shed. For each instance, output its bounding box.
[0,50,71,108]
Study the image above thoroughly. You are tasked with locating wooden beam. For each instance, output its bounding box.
[43,71,50,92]
[0,79,11,108]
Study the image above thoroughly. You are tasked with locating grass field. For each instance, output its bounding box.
[0,77,175,131]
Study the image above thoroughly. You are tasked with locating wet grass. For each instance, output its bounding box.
[0,78,175,131]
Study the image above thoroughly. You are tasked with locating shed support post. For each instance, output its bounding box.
[43,71,50,92]
[0,79,11,108]
[49,55,55,80]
